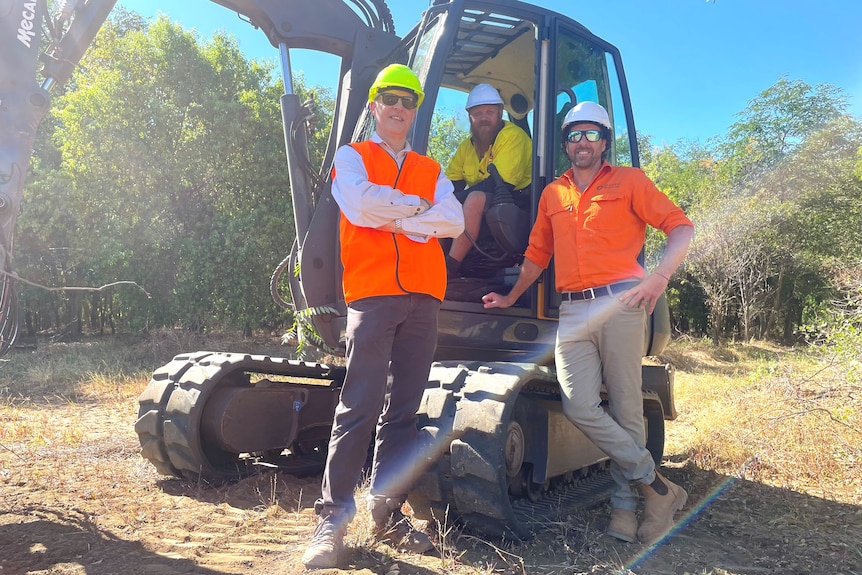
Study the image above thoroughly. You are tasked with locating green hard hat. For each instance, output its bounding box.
[368,64,425,107]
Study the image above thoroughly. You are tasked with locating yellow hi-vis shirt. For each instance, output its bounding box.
[445,121,532,190]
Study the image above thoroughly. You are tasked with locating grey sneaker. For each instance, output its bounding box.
[301,513,348,569]
[372,508,434,554]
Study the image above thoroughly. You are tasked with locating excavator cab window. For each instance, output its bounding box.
[419,8,541,302]
[552,25,636,177]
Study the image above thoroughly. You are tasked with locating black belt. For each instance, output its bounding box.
[560,281,640,302]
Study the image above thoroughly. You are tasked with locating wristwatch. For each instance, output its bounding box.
[395,218,403,232]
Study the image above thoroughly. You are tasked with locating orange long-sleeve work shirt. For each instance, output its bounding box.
[524,162,693,293]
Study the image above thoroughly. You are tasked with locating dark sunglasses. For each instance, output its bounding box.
[566,129,602,143]
[377,92,418,109]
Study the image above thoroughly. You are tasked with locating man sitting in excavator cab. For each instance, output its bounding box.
[444,84,532,279]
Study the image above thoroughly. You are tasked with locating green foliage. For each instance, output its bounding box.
[641,77,861,344]
[282,305,340,360]
[801,261,862,367]
[716,76,847,189]
[19,14,303,336]
[642,140,720,212]
[427,111,469,166]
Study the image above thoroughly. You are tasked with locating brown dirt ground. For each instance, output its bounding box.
[1,344,860,575]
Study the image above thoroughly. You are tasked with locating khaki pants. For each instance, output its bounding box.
[555,296,656,511]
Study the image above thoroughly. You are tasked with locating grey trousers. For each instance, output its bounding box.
[555,295,656,512]
[318,293,439,519]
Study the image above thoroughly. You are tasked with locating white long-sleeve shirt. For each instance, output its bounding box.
[331,133,465,242]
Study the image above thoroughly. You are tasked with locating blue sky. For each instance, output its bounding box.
[115,0,862,147]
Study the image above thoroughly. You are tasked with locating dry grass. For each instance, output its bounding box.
[1,333,860,574]
[659,338,861,505]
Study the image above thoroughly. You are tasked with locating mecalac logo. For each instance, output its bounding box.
[18,1,38,48]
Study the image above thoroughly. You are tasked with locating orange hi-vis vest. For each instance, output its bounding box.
[338,141,447,304]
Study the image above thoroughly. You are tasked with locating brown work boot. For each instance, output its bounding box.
[606,508,638,543]
[371,505,434,554]
[637,471,688,544]
[301,512,348,569]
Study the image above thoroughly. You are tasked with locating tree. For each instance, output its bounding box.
[717,77,847,190]
[755,116,862,340]
[682,78,861,342]
[427,111,468,166]
[19,14,309,335]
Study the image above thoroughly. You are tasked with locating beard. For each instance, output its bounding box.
[568,146,603,170]
[471,121,501,148]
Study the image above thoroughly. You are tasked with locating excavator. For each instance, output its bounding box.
[2,0,677,540]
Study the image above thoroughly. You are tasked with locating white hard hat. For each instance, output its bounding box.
[561,101,611,131]
[466,83,504,109]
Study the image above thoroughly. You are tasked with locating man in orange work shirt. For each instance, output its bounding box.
[482,101,694,545]
[302,64,464,569]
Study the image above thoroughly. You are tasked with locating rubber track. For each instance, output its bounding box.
[510,469,616,532]
[138,355,659,538]
[135,352,216,478]
[411,362,613,540]
[136,352,344,484]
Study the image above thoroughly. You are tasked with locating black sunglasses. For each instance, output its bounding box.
[566,129,602,143]
[377,93,418,109]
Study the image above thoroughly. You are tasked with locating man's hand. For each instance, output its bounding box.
[419,197,432,212]
[482,291,514,309]
[618,273,668,315]
[483,259,541,310]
